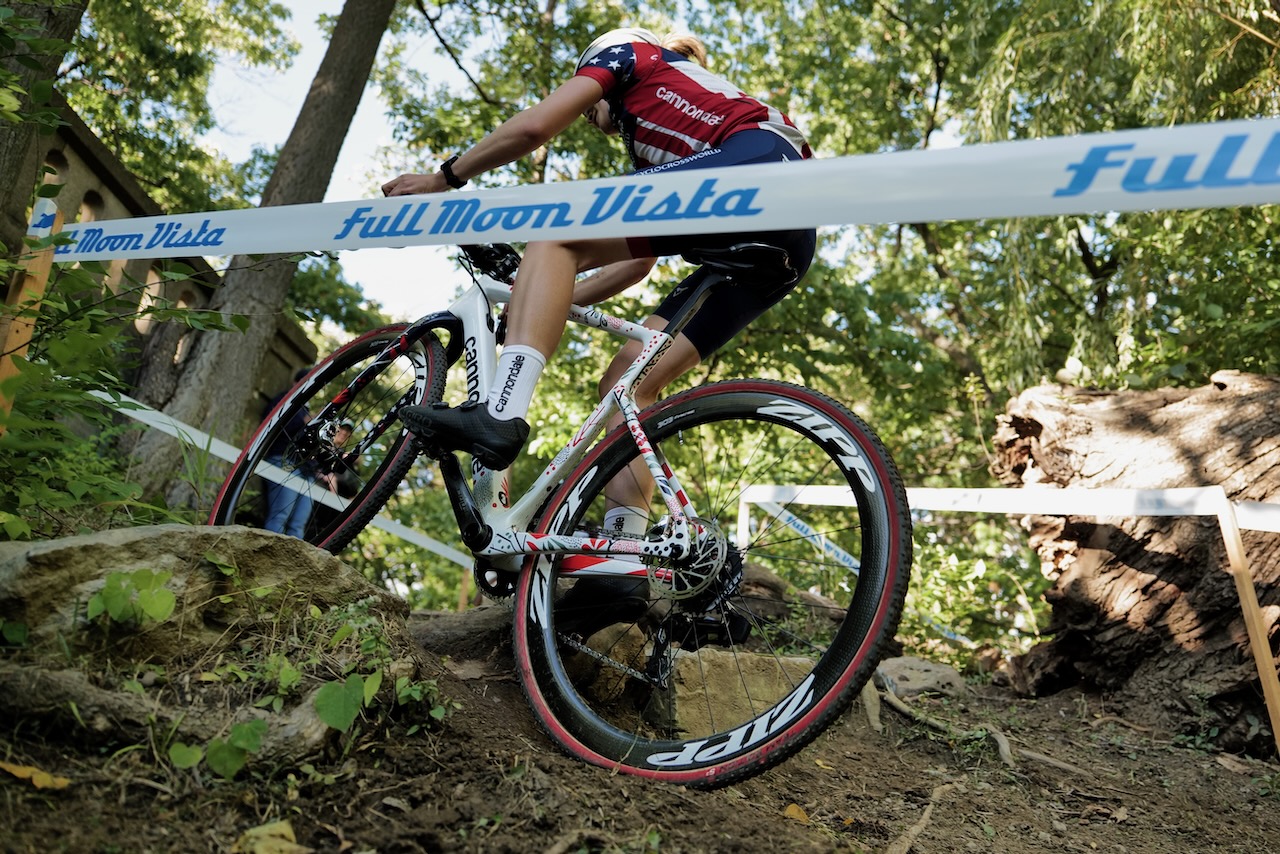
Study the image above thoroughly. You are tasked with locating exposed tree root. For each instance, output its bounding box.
[879,688,1093,776]
[884,783,956,854]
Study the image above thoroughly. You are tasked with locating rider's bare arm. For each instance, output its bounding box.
[573,258,658,305]
[382,77,606,197]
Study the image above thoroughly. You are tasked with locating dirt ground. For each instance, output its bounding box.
[3,607,1278,854]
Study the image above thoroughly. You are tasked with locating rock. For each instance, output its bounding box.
[0,524,425,766]
[0,524,408,661]
[669,646,814,738]
[875,656,967,698]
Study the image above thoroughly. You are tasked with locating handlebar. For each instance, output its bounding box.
[460,243,521,284]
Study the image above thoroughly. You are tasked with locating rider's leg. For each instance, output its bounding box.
[502,236,637,354]
[487,236,635,424]
[399,237,631,470]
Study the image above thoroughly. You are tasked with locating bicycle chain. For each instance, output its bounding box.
[555,631,663,687]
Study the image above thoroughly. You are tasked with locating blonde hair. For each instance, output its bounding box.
[661,33,708,68]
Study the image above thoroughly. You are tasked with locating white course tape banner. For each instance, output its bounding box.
[736,485,1280,533]
[88,391,473,567]
[40,118,1280,263]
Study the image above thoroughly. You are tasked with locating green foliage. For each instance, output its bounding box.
[288,253,389,333]
[311,598,452,729]
[115,573,456,781]
[0,239,248,540]
[204,719,268,780]
[376,0,649,184]
[1255,772,1280,799]
[900,518,1050,669]
[0,5,70,130]
[86,569,177,626]
[0,618,29,647]
[63,0,298,212]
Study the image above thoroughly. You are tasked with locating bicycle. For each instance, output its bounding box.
[209,242,913,787]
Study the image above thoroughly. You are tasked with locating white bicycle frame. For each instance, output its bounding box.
[437,272,697,577]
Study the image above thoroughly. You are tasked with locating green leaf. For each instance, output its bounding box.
[101,583,134,622]
[205,739,247,780]
[277,660,302,693]
[362,670,383,707]
[168,742,204,769]
[203,551,237,577]
[228,719,267,753]
[132,569,171,591]
[1,620,28,645]
[314,675,364,733]
[1,516,31,540]
[329,624,354,647]
[137,588,176,622]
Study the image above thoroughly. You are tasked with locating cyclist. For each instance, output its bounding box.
[383,27,816,542]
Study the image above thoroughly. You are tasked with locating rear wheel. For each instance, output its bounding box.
[514,379,912,787]
[208,325,446,553]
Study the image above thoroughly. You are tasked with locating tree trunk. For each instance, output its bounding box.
[0,1,88,258]
[990,370,1280,754]
[128,0,398,502]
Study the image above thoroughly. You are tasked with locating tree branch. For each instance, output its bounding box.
[921,45,949,149]
[1213,8,1279,48]
[1072,227,1123,319]
[412,0,500,107]
[875,0,910,29]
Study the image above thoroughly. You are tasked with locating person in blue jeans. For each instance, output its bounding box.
[262,368,316,538]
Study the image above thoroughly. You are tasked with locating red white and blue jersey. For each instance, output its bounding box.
[575,41,812,170]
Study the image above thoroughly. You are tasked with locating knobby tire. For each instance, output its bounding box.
[208,324,446,553]
[513,379,912,788]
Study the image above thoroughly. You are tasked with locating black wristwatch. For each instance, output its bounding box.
[440,155,467,189]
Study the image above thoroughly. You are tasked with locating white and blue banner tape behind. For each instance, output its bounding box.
[34,118,1280,263]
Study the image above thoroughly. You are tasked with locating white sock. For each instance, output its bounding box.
[605,505,649,564]
[486,345,545,422]
[604,505,649,537]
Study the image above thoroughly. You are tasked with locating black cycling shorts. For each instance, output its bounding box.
[626,130,817,358]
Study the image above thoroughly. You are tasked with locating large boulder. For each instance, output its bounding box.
[0,525,425,764]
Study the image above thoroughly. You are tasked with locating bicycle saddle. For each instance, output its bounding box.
[683,242,796,286]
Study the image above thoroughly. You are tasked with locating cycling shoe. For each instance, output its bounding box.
[400,401,528,470]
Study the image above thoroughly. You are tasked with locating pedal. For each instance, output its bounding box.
[408,434,455,462]
[668,610,752,650]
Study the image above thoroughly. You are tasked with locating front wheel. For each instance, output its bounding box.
[208,324,446,553]
[514,379,912,788]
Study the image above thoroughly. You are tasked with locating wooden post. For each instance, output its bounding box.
[1214,489,1280,756]
[0,204,64,437]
